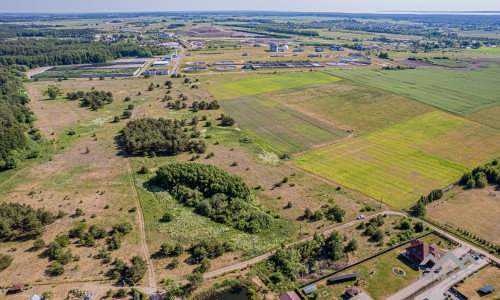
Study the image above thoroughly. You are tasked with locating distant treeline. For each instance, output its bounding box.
[0,39,168,69]
[0,24,99,40]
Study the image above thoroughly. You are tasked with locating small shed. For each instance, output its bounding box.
[302,284,318,295]
[345,287,360,298]
[9,283,24,293]
[478,286,496,294]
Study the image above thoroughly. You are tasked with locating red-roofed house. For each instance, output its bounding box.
[280,291,301,300]
[345,287,360,298]
[405,239,444,267]
[8,283,25,293]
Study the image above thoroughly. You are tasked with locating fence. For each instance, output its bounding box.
[298,231,434,289]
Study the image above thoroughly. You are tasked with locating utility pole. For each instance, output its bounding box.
[252,238,256,256]
[380,196,383,209]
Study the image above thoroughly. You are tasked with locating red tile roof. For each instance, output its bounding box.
[405,239,444,263]
[9,283,24,292]
[346,287,359,297]
[280,291,301,300]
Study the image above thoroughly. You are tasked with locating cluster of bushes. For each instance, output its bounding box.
[304,205,345,222]
[409,189,444,217]
[456,228,499,254]
[459,160,499,189]
[154,163,273,233]
[112,256,148,285]
[121,118,207,156]
[263,232,357,288]
[220,114,236,126]
[108,222,133,251]
[192,100,220,112]
[0,203,55,241]
[69,223,107,247]
[158,241,184,258]
[0,253,13,272]
[75,90,114,110]
[387,219,427,247]
[359,215,385,243]
[190,239,235,261]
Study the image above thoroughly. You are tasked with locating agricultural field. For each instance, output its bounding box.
[34,67,139,78]
[467,47,500,55]
[426,185,500,244]
[327,64,500,115]
[265,79,434,134]
[220,95,347,154]
[293,111,498,208]
[206,71,341,100]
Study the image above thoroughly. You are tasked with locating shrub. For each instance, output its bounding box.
[34,238,46,250]
[75,208,84,217]
[48,261,65,276]
[116,288,127,298]
[0,254,13,272]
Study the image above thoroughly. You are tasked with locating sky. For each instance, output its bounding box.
[1,0,499,13]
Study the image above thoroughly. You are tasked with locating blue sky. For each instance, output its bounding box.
[2,0,499,13]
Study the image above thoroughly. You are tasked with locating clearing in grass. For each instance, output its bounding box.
[456,264,500,299]
[207,71,341,100]
[467,47,500,55]
[294,111,479,208]
[221,95,347,154]
[326,64,500,115]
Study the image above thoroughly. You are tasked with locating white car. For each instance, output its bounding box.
[357,215,365,220]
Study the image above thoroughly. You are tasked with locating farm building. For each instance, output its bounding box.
[270,43,278,52]
[330,45,344,51]
[143,68,169,76]
[243,53,249,56]
[283,45,289,50]
[328,273,360,284]
[279,291,301,300]
[293,49,304,52]
[308,54,321,58]
[158,42,179,48]
[349,52,362,56]
[403,239,444,267]
[160,32,175,37]
[478,286,496,295]
[302,284,318,295]
[315,48,325,52]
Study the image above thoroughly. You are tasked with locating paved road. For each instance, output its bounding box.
[415,258,488,300]
[171,47,186,75]
[387,247,469,300]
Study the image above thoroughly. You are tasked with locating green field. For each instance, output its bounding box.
[221,95,347,154]
[265,80,434,134]
[327,64,500,115]
[295,111,472,208]
[467,47,500,55]
[207,71,341,100]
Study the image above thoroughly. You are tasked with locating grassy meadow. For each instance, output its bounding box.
[265,79,434,134]
[327,64,500,115]
[221,95,347,154]
[206,71,341,100]
[294,111,479,207]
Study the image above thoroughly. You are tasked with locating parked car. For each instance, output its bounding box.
[357,215,365,220]
[84,292,94,300]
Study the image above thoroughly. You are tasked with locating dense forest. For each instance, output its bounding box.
[0,39,168,69]
[0,66,43,170]
[154,163,273,233]
[121,118,207,156]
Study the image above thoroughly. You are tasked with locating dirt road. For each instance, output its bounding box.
[125,159,157,289]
